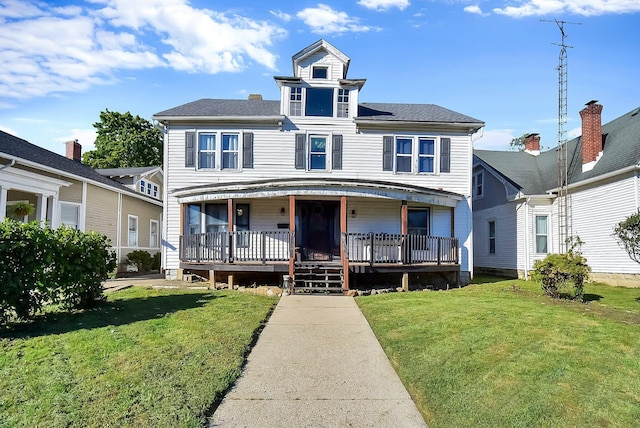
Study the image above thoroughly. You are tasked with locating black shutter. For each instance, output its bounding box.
[440,137,451,173]
[332,134,343,170]
[382,136,394,171]
[243,132,254,168]
[295,134,306,169]
[185,132,195,167]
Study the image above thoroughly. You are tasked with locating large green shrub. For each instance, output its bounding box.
[613,211,640,264]
[531,242,590,301]
[0,220,117,324]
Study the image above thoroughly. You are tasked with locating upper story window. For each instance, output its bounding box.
[473,171,484,199]
[140,179,145,193]
[199,134,216,169]
[185,131,254,171]
[222,134,239,169]
[305,88,334,117]
[309,136,327,170]
[337,89,349,118]
[312,66,328,79]
[290,87,302,116]
[383,136,449,174]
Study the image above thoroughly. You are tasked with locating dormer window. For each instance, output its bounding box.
[290,87,302,116]
[337,89,349,118]
[305,88,333,117]
[312,66,328,79]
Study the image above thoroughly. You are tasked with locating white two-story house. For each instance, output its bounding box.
[154,40,484,291]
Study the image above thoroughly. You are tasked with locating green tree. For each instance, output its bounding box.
[613,211,640,264]
[83,109,163,168]
[509,133,528,151]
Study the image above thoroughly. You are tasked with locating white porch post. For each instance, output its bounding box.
[36,194,47,224]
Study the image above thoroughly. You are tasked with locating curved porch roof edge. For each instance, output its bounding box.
[172,178,463,207]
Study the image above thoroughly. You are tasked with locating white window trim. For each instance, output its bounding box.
[473,171,484,199]
[128,214,139,248]
[488,219,496,255]
[534,214,549,255]
[196,131,244,172]
[139,179,145,194]
[288,86,355,119]
[394,135,440,175]
[308,134,330,171]
[59,201,81,229]
[289,87,302,117]
[311,64,331,79]
[150,219,159,248]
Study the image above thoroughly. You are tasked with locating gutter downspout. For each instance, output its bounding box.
[523,197,531,280]
[0,159,16,171]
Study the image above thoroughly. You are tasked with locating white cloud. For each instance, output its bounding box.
[297,4,377,34]
[464,5,490,16]
[270,9,292,22]
[0,0,286,101]
[494,0,640,17]
[357,0,410,11]
[0,124,19,137]
[54,129,97,153]
[473,128,515,151]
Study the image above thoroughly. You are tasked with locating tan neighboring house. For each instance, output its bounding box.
[0,130,163,273]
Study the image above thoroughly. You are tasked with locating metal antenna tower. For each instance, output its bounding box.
[542,19,581,253]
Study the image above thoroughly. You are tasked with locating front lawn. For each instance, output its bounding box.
[0,287,276,427]
[358,279,640,427]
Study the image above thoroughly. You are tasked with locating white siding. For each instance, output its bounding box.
[474,203,518,270]
[570,175,640,274]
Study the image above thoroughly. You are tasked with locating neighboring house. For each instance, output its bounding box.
[0,132,163,273]
[473,101,640,286]
[154,39,484,291]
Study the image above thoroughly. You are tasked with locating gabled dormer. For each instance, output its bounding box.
[274,39,365,120]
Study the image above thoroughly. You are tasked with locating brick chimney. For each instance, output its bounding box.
[248,94,263,100]
[65,139,82,162]
[523,133,540,155]
[579,100,603,172]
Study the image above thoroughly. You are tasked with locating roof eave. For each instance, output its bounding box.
[153,115,285,124]
[355,119,485,132]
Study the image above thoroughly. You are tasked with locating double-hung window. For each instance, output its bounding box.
[222,134,239,169]
[535,215,548,254]
[489,220,496,254]
[309,136,327,170]
[396,138,413,173]
[408,209,430,236]
[337,89,349,118]
[198,134,216,169]
[473,171,484,199]
[139,179,145,193]
[290,87,302,116]
[150,220,159,248]
[60,202,80,229]
[418,138,435,173]
[147,182,152,195]
[128,215,138,247]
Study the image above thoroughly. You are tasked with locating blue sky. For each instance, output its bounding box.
[1,0,639,156]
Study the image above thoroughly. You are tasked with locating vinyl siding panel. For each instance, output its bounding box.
[121,194,163,250]
[85,184,118,245]
[58,178,83,203]
[570,175,640,274]
[474,203,518,270]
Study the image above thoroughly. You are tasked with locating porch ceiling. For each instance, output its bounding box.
[172,178,463,207]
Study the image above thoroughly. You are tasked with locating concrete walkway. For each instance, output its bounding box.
[209,295,427,427]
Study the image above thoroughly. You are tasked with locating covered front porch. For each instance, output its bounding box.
[174,178,465,291]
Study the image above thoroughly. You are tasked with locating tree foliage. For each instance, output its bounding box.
[509,134,528,151]
[83,109,163,168]
[613,211,640,264]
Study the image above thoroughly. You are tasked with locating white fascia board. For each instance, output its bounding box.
[355,119,484,133]
[0,166,71,196]
[154,115,284,124]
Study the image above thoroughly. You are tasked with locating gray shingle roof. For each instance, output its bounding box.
[154,98,483,125]
[154,99,281,117]
[474,105,640,194]
[357,103,483,124]
[0,130,155,200]
[96,166,159,177]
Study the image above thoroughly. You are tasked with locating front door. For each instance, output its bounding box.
[296,201,340,261]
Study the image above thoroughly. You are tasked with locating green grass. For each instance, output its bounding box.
[0,287,276,427]
[357,279,640,427]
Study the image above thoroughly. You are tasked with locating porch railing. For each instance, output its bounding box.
[343,233,458,265]
[180,231,292,263]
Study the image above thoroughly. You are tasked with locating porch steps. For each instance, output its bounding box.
[294,262,344,293]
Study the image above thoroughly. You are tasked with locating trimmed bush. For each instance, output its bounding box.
[532,251,590,301]
[0,219,117,324]
[151,251,161,271]
[126,250,153,272]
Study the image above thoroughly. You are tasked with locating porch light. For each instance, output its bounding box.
[280,207,286,216]
[351,209,356,218]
